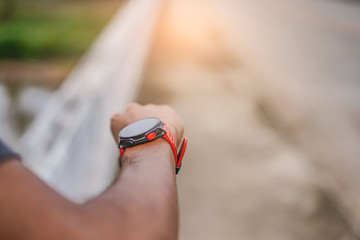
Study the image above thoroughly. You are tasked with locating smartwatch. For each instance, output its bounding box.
[118,117,187,174]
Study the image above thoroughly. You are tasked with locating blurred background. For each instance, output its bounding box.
[1,0,360,239]
[0,0,122,142]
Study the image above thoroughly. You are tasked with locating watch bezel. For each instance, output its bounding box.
[118,118,166,149]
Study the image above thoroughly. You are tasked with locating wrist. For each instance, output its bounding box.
[121,138,175,169]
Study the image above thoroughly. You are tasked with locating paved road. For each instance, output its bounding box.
[139,0,360,239]
[210,0,360,234]
[213,0,360,118]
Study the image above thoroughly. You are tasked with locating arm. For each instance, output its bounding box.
[0,103,184,240]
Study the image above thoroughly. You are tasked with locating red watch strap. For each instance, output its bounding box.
[119,148,124,158]
[162,125,177,162]
[177,137,187,167]
[163,125,187,170]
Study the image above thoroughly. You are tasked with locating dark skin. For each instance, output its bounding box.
[0,103,184,240]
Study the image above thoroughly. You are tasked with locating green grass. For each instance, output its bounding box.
[0,0,121,59]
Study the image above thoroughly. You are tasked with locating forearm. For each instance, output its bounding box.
[0,140,179,240]
[0,104,183,240]
[83,139,179,240]
[0,160,89,240]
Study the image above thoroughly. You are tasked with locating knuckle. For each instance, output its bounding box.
[161,104,172,110]
[127,103,140,111]
[111,113,121,120]
[145,103,156,108]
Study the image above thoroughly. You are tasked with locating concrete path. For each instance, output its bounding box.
[138,0,358,239]
[210,0,360,234]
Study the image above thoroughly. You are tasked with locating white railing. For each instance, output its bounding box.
[17,0,163,203]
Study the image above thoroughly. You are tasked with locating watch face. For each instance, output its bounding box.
[119,118,160,138]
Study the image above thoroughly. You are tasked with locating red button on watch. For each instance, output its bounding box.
[146,132,156,140]
[118,117,187,174]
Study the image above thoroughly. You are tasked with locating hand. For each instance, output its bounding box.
[111,103,184,147]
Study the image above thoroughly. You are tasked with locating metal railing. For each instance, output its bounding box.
[17,0,163,203]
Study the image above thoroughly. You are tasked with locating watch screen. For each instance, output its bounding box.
[119,118,160,138]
